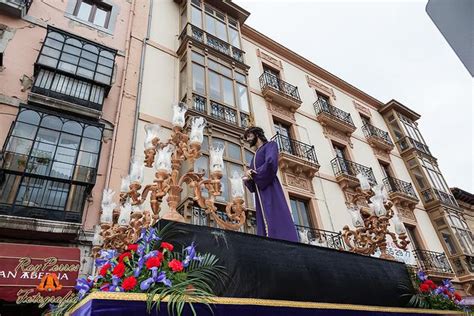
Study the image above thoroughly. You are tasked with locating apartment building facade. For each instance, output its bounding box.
[134,0,473,296]
[0,0,148,313]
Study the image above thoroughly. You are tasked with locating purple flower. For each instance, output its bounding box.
[140,277,155,291]
[109,275,123,292]
[75,277,93,299]
[95,249,118,267]
[155,271,172,287]
[183,242,201,267]
[416,270,427,282]
[144,250,159,260]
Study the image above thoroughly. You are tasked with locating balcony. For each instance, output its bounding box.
[0,170,85,223]
[383,177,418,207]
[421,187,458,209]
[396,136,433,158]
[413,249,455,279]
[450,254,474,280]
[190,94,248,130]
[331,157,376,189]
[32,26,117,112]
[314,100,356,135]
[362,123,394,152]
[0,0,32,18]
[259,73,302,111]
[271,133,319,178]
[295,225,346,250]
[179,23,245,64]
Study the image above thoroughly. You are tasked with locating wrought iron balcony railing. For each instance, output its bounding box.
[271,133,318,166]
[210,101,237,126]
[240,112,250,129]
[420,188,458,207]
[32,69,105,111]
[179,23,244,63]
[187,206,256,234]
[413,249,454,274]
[331,157,376,184]
[0,170,85,223]
[314,100,355,127]
[0,0,32,17]
[295,225,346,250]
[362,123,393,146]
[396,136,432,157]
[259,73,301,102]
[383,177,418,200]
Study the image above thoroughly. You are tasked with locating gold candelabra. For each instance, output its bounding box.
[342,182,410,260]
[92,104,247,256]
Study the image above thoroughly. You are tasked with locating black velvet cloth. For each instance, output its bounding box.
[155,220,414,308]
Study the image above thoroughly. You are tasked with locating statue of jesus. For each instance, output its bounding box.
[243,127,298,242]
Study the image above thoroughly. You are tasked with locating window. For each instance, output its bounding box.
[406,225,423,250]
[187,49,251,127]
[379,161,392,178]
[37,27,116,85]
[74,0,112,28]
[33,27,117,110]
[273,120,293,154]
[398,114,425,144]
[290,197,311,227]
[447,214,473,255]
[0,53,3,68]
[316,93,330,111]
[441,230,458,255]
[194,135,254,209]
[420,158,449,193]
[189,1,241,48]
[0,107,103,222]
[360,114,371,127]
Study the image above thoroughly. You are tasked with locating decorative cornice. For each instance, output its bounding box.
[242,25,384,108]
[353,100,371,117]
[257,49,283,69]
[306,75,336,100]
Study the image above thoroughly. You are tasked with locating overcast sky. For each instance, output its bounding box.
[235,0,473,192]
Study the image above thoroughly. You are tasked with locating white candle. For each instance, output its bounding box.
[155,145,174,173]
[130,157,144,183]
[92,225,102,246]
[210,144,224,172]
[230,171,244,198]
[118,202,132,226]
[347,206,364,227]
[120,176,131,192]
[144,123,161,149]
[100,188,116,223]
[172,102,187,128]
[356,173,371,191]
[190,117,206,144]
[393,215,406,234]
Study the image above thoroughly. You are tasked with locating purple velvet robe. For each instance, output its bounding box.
[244,141,298,242]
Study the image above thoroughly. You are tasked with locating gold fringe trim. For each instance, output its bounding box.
[65,292,464,315]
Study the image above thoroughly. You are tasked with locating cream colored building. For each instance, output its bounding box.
[133,0,473,295]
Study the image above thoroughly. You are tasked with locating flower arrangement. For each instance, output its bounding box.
[52,225,226,316]
[407,270,470,312]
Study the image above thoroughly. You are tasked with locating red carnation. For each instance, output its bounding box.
[168,259,184,272]
[424,280,436,289]
[146,255,163,269]
[99,263,111,277]
[113,262,126,277]
[419,283,430,293]
[118,252,132,263]
[127,244,138,252]
[454,292,462,301]
[122,276,137,291]
[161,242,174,252]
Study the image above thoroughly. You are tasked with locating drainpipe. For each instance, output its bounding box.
[103,0,138,189]
[130,0,153,162]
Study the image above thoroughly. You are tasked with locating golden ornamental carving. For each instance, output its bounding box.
[342,181,410,260]
[93,104,247,256]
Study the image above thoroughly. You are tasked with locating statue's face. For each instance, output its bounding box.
[245,132,258,147]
